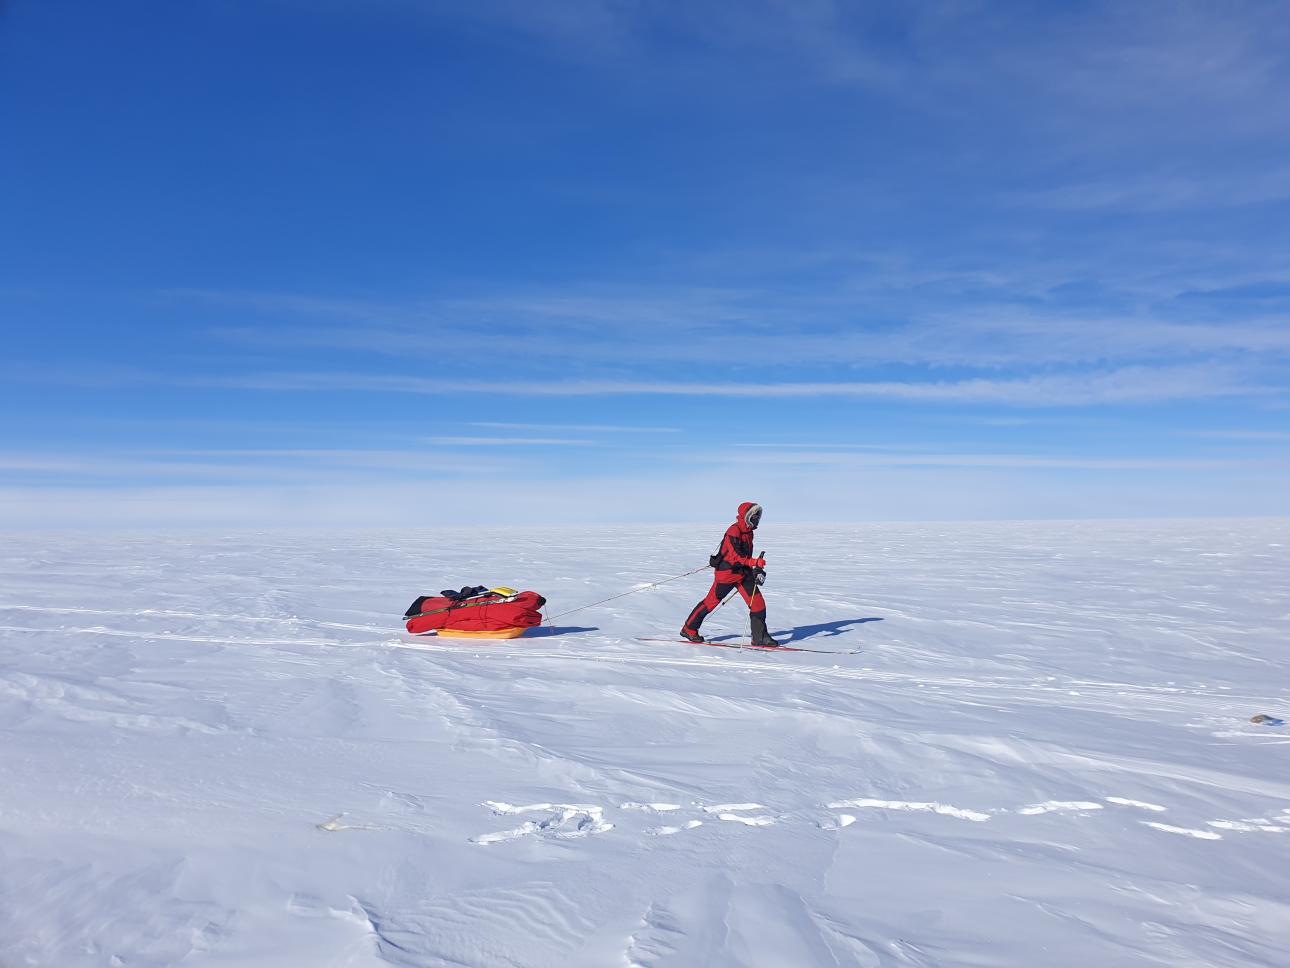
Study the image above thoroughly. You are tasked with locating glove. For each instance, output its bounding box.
[754,569,766,586]
[749,557,766,569]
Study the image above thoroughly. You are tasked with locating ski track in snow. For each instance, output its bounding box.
[2,521,1289,967]
[458,794,1290,844]
[470,801,614,844]
[1104,796,1167,811]
[826,797,993,822]
[1016,800,1104,816]
[1141,822,1224,841]
[646,820,703,837]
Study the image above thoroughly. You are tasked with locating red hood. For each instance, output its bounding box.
[735,501,758,535]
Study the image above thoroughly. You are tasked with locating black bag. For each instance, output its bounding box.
[440,585,489,601]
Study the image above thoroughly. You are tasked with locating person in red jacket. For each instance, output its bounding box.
[681,501,780,647]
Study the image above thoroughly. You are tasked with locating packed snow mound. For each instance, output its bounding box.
[1,520,1288,967]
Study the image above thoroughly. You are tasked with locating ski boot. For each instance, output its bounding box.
[750,613,780,648]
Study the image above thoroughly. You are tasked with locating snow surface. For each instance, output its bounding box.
[2,519,1288,968]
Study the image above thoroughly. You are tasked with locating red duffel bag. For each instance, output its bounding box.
[404,589,546,638]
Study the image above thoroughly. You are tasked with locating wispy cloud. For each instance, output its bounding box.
[1181,429,1290,442]
[922,312,1290,364]
[1007,166,1290,212]
[6,461,1288,529]
[0,449,517,482]
[703,450,1284,472]
[196,287,1290,371]
[472,422,680,433]
[20,359,1268,407]
[734,442,925,451]
[200,364,1273,407]
[421,436,597,446]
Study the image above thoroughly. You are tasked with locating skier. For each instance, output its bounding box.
[681,501,780,647]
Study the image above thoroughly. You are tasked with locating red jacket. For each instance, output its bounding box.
[714,501,761,576]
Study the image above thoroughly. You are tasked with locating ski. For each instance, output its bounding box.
[636,637,858,655]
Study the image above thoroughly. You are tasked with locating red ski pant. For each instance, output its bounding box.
[684,571,764,631]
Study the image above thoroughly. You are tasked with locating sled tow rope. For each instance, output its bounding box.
[543,566,708,624]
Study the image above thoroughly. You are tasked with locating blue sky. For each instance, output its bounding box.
[2,0,1288,527]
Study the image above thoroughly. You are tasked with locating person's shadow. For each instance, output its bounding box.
[783,617,883,643]
[706,617,883,645]
[527,625,599,638]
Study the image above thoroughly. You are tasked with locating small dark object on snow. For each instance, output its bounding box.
[1251,714,1285,725]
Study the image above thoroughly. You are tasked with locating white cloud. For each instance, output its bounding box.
[0,449,515,481]
[1007,167,1290,212]
[472,422,680,433]
[421,437,598,446]
[195,285,1290,371]
[702,450,1282,472]
[5,462,1288,530]
[202,364,1273,406]
[1182,429,1290,442]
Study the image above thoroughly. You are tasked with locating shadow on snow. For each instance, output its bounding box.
[527,625,600,638]
[785,617,884,642]
[707,617,883,644]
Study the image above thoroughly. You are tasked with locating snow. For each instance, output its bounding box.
[1,519,1288,967]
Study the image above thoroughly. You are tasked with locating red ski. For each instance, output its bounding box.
[636,637,857,655]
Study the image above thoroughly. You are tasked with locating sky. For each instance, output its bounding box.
[1,0,1288,528]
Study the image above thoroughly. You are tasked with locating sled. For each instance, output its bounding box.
[403,587,546,637]
[434,627,530,640]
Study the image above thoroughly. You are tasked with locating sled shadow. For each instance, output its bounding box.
[526,625,599,638]
[784,617,884,642]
